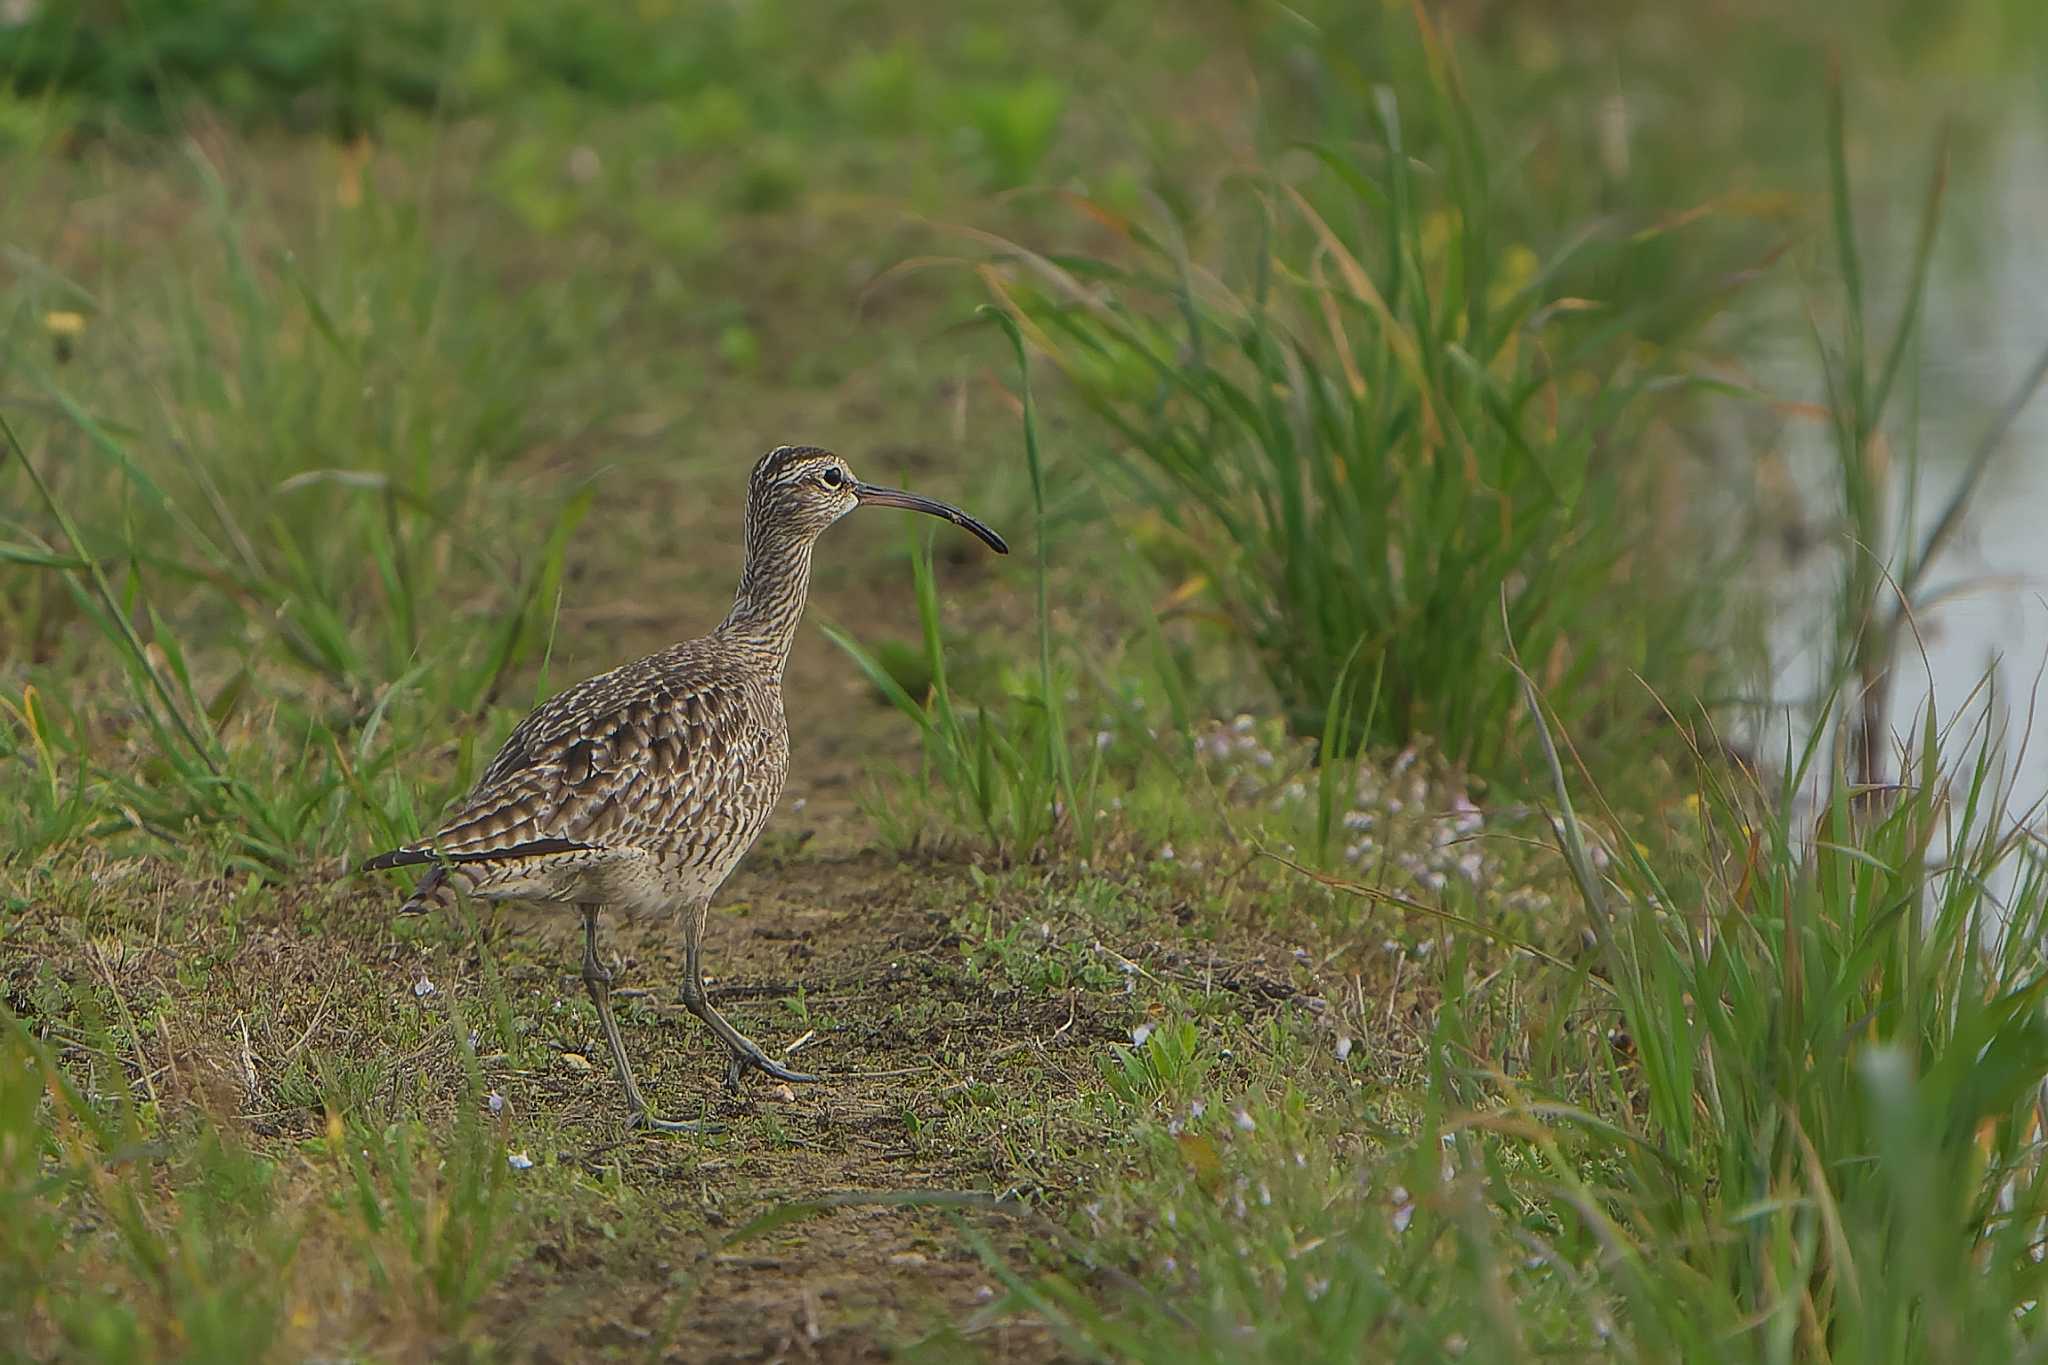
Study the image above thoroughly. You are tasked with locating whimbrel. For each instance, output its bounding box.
[363,446,1007,1130]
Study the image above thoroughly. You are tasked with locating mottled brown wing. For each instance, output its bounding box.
[395,651,775,868]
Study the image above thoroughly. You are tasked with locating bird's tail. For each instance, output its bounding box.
[361,834,596,915]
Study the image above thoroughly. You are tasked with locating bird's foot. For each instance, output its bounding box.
[627,1109,723,1135]
[723,1044,821,1093]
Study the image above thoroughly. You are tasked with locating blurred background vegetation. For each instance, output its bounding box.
[6,0,2048,1360]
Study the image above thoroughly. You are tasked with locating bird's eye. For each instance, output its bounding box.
[819,467,845,488]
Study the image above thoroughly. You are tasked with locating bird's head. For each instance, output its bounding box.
[745,445,1008,554]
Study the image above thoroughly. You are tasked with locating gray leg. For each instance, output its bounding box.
[579,904,717,1134]
[678,898,819,1092]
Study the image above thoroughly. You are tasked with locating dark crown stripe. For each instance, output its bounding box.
[754,444,832,482]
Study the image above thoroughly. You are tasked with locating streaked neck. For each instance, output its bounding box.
[715,526,814,675]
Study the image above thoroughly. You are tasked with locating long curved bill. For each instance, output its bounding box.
[854,481,1009,554]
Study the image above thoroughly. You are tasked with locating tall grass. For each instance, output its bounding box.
[1528,674,2048,1358]
[826,312,1101,858]
[983,11,1743,777]
[1812,84,2048,787]
[0,140,588,873]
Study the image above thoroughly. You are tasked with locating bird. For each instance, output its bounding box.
[361,445,1008,1131]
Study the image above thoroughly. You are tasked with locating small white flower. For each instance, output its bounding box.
[1131,1022,1154,1046]
[486,1091,505,1114]
[412,976,435,999]
[1335,1036,1354,1062]
[1391,1186,1414,1233]
[1189,1098,1206,1119]
[508,1152,534,1171]
[1095,730,1114,751]
[1234,1108,1257,1132]
[1156,843,1176,862]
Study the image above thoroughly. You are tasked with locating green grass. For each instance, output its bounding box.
[6,1,2048,1361]
[966,685,2048,1362]
[826,310,1104,860]
[983,7,1747,779]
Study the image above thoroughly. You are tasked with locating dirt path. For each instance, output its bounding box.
[471,853,1101,1362]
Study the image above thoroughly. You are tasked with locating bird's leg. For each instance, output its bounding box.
[678,898,819,1092]
[579,904,717,1134]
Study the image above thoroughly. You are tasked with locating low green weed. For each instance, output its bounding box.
[2,1015,297,1363]
[338,1110,516,1339]
[1100,1018,1208,1111]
